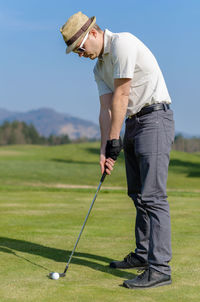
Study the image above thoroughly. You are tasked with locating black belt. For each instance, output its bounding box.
[128,103,170,119]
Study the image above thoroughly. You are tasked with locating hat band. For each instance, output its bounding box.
[66,18,93,47]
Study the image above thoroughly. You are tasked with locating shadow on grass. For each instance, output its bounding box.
[170,159,200,177]
[86,147,99,156]
[51,159,97,165]
[0,246,49,272]
[51,149,124,165]
[0,237,136,279]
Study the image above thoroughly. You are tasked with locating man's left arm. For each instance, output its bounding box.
[109,78,131,140]
[104,78,131,172]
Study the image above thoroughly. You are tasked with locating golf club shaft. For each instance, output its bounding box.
[63,171,107,274]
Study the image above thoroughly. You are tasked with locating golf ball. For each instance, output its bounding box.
[51,272,60,280]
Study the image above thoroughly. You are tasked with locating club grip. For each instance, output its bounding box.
[100,171,107,183]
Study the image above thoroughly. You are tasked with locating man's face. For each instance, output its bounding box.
[73,30,101,60]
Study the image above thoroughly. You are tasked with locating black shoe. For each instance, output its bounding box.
[123,267,172,289]
[110,252,148,269]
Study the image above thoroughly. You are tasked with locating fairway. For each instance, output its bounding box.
[0,143,200,301]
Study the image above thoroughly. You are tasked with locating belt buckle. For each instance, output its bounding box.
[128,114,136,119]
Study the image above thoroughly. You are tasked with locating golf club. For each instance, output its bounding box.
[49,171,107,279]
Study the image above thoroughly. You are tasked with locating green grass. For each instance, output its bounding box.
[0,143,200,190]
[0,143,200,301]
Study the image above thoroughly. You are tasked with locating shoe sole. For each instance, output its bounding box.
[123,279,172,289]
[110,265,148,270]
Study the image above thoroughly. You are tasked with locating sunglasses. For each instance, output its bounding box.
[73,32,89,54]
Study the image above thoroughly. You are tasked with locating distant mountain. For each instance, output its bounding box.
[0,108,100,140]
[1,108,198,140]
[0,108,13,120]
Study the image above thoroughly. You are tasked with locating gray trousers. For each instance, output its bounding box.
[123,106,174,275]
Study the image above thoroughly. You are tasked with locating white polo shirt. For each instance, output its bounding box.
[93,29,171,116]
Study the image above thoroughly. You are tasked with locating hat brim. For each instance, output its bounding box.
[65,16,96,54]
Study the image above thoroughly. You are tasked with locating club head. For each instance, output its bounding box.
[59,273,66,278]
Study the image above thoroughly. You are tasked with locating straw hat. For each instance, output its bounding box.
[60,12,96,54]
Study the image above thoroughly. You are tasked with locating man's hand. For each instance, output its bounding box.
[105,137,123,160]
[100,153,115,175]
[99,137,122,175]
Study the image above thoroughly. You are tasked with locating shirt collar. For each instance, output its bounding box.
[98,29,113,61]
[103,29,113,54]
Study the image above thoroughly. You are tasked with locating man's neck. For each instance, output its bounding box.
[98,31,104,58]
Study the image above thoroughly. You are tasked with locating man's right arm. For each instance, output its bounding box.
[99,93,115,175]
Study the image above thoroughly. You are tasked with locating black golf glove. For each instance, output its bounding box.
[105,137,123,161]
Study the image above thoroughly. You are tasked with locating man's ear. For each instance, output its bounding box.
[89,28,98,38]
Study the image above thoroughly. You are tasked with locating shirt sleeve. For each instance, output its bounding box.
[111,34,137,79]
[93,67,113,97]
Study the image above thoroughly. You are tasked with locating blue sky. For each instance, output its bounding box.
[0,0,199,135]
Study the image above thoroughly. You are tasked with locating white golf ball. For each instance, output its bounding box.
[51,272,60,280]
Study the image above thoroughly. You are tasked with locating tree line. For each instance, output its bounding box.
[0,121,71,145]
[172,134,200,153]
[0,121,199,152]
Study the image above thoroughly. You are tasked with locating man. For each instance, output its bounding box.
[60,11,174,289]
